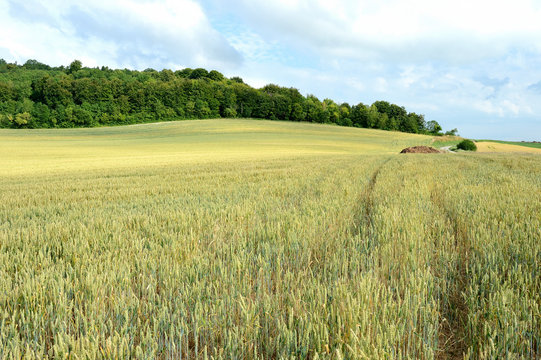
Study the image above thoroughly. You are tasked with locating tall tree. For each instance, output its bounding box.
[67,60,82,74]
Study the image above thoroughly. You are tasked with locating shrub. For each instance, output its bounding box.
[457,139,477,151]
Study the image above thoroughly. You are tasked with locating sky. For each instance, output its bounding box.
[1,0,541,140]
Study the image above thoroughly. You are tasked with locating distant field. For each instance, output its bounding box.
[476,139,541,149]
[476,141,541,153]
[431,136,541,154]
[0,119,539,359]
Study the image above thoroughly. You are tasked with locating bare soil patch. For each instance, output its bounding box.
[400,146,442,154]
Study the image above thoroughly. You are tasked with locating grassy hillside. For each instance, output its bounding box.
[0,120,539,359]
[0,119,431,176]
[430,135,463,148]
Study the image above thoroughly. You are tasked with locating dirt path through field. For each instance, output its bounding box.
[351,157,393,255]
[440,146,455,153]
[362,157,392,227]
[431,187,470,359]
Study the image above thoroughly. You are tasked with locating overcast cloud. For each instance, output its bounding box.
[1,0,241,69]
[1,0,540,140]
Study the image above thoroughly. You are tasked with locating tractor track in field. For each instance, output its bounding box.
[362,157,393,229]
[352,157,393,244]
[431,186,471,360]
[356,158,470,359]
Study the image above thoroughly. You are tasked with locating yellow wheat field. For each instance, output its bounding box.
[476,141,541,153]
[0,120,539,359]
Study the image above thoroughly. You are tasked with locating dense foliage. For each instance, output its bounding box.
[0,59,448,134]
[457,139,477,151]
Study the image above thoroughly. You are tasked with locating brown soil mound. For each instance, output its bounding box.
[400,146,442,154]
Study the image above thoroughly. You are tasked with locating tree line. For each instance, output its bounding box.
[0,59,456,135]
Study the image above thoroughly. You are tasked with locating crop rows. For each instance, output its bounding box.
[0,153,539,359]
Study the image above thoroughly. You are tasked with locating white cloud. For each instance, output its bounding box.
[219,24,284,64]
[209,0,541,64]
[0,0,242,69]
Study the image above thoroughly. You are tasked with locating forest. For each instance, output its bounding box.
[0,59,454,135]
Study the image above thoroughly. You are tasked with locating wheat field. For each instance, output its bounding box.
[0,120,539,359]
[475,141,541,154]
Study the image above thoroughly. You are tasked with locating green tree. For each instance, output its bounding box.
[339,103,351,123]
[230,76,244,84]
[68,60,82,74]
[408,112,426,133]
[160,69,175,82]
[457,139,477,151]
[195,99,211,118]
[291,103,305,122]
[31,102,51,127]
[209,70,225,81]
[31,75,72,108]
[351,103,369,127]
[189,68,209,79]
[0,59,7,73]
[14,112,31,127]
[367,105,381,128]
[176,68,193,78]
[323,99,340,124]
[0,114,13,127]
[400,114,419,133]
[376,112,389,130]
[23,59,51,70]
[72,106,95,126]
[426,120,443,135]
[0,81,15,102]
[224,107,237,117]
